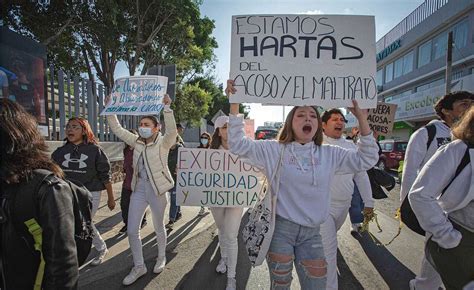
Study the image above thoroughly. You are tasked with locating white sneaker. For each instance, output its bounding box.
[90,248,108,266]
[216,257,227,273]
[198,207,206,216]
[409,279,416,290]
[122,265,147,286]
[153,256,166,274]
[226,277,237,290]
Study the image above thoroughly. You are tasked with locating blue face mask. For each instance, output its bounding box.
[200,138,209,145]
[138,127,153,139]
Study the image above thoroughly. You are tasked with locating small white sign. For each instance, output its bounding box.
[176,148,266,207]
[230,14,377,108]
[101,76,168,116]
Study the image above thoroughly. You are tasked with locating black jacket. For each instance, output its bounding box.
[0,176,78,289]
[52,142,111,191]
[168,143,183,182]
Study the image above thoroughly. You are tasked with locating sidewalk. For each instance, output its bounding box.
[78,182,217,289]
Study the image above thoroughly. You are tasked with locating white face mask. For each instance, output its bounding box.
[200,138,209,146]
[138,127,153,139]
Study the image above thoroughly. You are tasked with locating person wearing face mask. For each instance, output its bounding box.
[400,91,474,290]
[105,94,177,286]
[225,80,379,289]
[208,116,244,290]
[197,132,212,216]
[320,109,374,290]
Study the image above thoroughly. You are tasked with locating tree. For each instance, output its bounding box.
[172,82,212,127]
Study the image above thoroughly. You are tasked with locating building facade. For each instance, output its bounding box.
[375,0,474,140]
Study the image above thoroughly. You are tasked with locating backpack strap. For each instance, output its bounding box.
[24,218,45,290]
[425,123,436,151]
[441,142,472,195]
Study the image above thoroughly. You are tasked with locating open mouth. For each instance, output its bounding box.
[335,127,343,132]
[303,124,312,134]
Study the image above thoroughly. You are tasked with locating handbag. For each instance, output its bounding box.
[242,145,285,266]
[367,167,396,199]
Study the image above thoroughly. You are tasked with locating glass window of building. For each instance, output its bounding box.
[453,20,468,49]
[376,69,383,86]
[394,58,404,79]
[433,32,447,60]
[403,51,414,74]
[385,62,393,83]
[416,78,444,92]
[418,40,431,68]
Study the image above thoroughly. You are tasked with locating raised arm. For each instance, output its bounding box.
[160,94,178,150]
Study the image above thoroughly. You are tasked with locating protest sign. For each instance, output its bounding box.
[101,76,167,115]
[176,148,265,207]
[229,14,377,108]
[367,102,397,136]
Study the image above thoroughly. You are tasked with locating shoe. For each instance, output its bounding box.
[198,207,206,216]
[176,212,182,221]
[409,279,416,290]
[165,220,175,229]
[226,277,237,290]
[119,225,127,234]
[153,256,166,274]
[216,257,227,274]
[351,223,362,233]
[90,248,108,266]
[140,220,147,229]
[122,265,147,286]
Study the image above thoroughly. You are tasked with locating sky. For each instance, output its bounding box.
[198,0,425,127]
[114,0,425,128]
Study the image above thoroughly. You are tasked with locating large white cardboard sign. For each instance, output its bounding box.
[176,148,265,207]
[101,76,168,115]
[230,14,377,108]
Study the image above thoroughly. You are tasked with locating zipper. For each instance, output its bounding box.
[143,146,161,194]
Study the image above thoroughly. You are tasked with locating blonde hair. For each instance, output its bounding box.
[277,106,323,145]
[452,106,474,144]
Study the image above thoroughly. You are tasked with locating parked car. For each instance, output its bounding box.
[255,126,279,140]
[378,140,408,171]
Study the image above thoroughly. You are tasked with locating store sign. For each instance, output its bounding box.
[387,74,474,121]
[376,39,401,62]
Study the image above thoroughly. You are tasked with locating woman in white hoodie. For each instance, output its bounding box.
[105,94,177,286]
[409,105,474,290]
[225,80,379,289]
[209,115,243,290]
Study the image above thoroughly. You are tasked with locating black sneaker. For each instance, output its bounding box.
[165,221,175,229]
[176,212,182,221]
[119,225,127,234]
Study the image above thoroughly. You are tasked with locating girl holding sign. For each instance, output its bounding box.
[225,80,379,289]
[209,116,243,290]
[105,94,177,286]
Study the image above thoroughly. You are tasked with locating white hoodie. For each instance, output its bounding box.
[323,135,374,208]
[228,114,379,227]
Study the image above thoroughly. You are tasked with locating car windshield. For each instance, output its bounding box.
[396,142,408,152]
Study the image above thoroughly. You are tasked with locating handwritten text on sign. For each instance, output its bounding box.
[176,148,265,207]
[367,102,397,136]
[229,15,377,108]
[101,76,168,116]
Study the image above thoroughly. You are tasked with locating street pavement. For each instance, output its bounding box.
[78,182,425,290]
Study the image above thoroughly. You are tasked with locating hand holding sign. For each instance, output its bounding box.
[347,100,372,137]
[163,94,171,106]
[225,80,240,116]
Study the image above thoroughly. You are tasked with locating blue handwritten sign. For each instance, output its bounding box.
[101,76,168,115]
[176,148,266,207]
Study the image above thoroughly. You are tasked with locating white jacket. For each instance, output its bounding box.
[323,135,374,208]
[106,107,177,196]
[228,114,379,227]
[408,140,474,249]
[400,120,451,202]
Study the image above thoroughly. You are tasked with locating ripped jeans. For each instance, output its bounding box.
[267,215,327,290]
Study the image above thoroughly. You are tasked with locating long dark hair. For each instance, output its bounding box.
[0,99,63,183]
[210,129,223,149]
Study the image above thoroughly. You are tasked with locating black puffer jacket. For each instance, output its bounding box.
[0,175,78,289]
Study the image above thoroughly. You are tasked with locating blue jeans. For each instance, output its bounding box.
[169,187,181,221]
[267,215,327,290]
[349,184,364,224]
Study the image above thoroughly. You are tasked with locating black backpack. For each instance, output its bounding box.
[12,169,94,266]
[400,143,472,235]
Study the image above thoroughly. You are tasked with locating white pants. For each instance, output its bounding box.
[128,178,168,267]
[321,202,351,290]
[411,250,443,289]
[210,207,244,278]
[91,191,107,252]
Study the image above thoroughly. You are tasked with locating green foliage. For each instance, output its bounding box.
[172,82,212,127]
